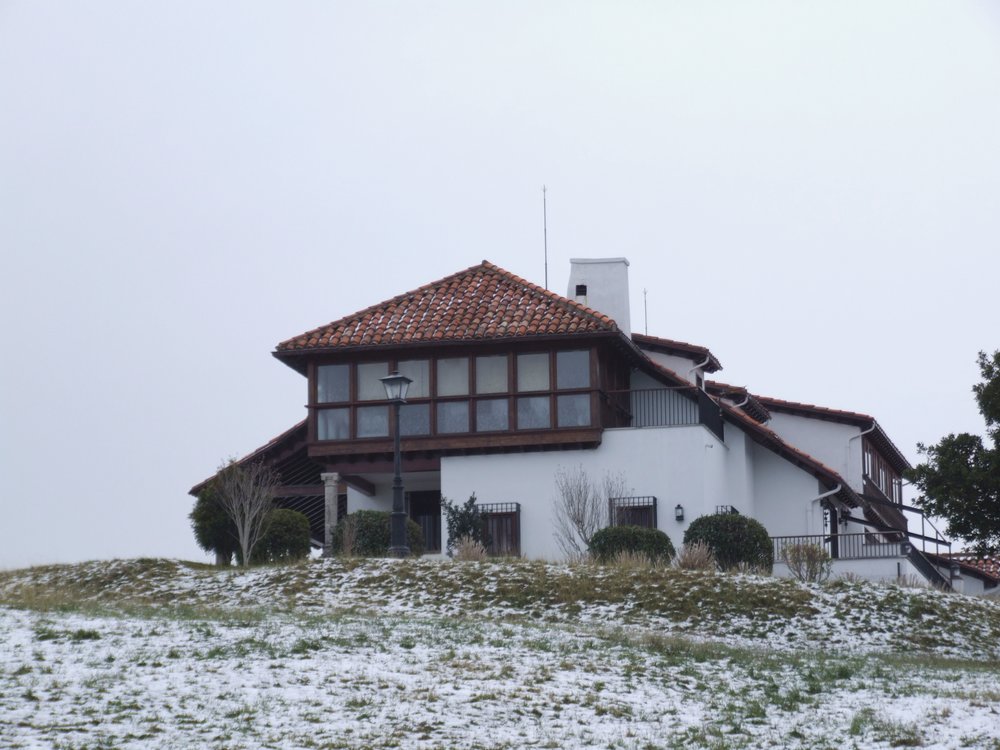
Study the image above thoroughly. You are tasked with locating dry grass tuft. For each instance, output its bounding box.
[674,542,716,571]
[452,535,487,562]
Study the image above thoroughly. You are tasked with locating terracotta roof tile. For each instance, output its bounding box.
[632,333,723,372]
[275,261,618,354]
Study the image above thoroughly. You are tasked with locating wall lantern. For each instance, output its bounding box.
[674,504,684,522]
[380,371,413,557]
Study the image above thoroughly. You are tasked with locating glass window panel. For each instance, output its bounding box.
[357,362,389,401]
[437,358,469,396]
[476,399,509,432]
[400,403,430,436]
[517,396,550,430]
[317,364,350,403]
[317,408,350,440]
[436,401,469,433]
[397,359,429,398]
[517,353,550,392]
[476,355,508,394]
[356,405,389,437]
[556,350,590,389]
[557,394,591,427]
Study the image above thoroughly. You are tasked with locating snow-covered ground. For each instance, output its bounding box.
[2,558,1000,748]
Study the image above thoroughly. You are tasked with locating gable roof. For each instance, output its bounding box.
[632,333,722,373]
[755,395,911,473]
[275,261,619,364]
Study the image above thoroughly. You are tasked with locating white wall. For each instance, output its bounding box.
[750,441,828,538]
[638,350,702,383]
[765,412,864,491]
[774,557,915,582]
[567,258,631,336]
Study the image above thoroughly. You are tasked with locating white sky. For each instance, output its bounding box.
[2,1,998,569]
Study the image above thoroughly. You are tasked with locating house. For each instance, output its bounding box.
[190,258,997,592]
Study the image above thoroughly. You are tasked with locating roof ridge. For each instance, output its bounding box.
[480,260,619,330]
[755,394,875,422]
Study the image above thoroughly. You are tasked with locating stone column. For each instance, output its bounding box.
[321,472,341,558]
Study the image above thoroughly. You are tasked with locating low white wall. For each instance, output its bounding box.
[773,556,914,583]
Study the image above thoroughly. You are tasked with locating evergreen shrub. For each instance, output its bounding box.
[588,525,676,564]
[683,513,773,573]
[330,510,425,557]
[252,509,312,564]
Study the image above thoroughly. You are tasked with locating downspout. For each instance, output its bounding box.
[847,422,877,490]
[687,355,712,387]
[810,483,842,536]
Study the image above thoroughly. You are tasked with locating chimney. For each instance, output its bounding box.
[567,258,631,336]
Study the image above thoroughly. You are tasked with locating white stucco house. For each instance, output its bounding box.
[190,258,996,592]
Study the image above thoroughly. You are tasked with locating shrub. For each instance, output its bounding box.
[251,509,312,564]
[674,541,717,571]
[441,495,489,555]
[588,525,675,564]
[189,487,239,565]
[452,534,487,561]
[782,542,832,583]
[330,510,425,557]
[683,513,773,573]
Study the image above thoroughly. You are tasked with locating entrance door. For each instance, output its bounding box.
[407,491,441,553]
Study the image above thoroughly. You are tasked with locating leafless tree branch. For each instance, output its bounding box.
[213,459,280,567]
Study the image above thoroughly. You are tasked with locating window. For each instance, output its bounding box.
[517,396,550,429]
[476,356,507,394]
[517,353,549,392]
[397,359,430,398]
[317,364,349,403]
[437,401,469,433]
[400,403,430,436]
[610,496,658,528]
[476,398,509,432]
[557,394,590,427]
[356,405,388,437]
[556,350,589,389]
[318,408,349,440]
[357,362,389,401]
[437,358,469,396]
[478,502,521,556]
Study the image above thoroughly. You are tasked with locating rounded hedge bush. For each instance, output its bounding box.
[588,525,676,563]
[330,510,426,557]
[252,508,312,564]
[189,488,239,565]
[683,513,773,572]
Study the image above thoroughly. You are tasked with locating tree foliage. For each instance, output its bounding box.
[908,351,1000,554]
[189,487,239,565]
[441,494,489,555]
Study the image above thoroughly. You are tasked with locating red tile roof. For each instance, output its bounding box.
[275,261,619,355]
[946,554,1000,580]
[632,333,722,372]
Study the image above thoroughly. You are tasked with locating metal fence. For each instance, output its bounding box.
[772,533,908,562]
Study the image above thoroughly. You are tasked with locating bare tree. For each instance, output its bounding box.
[552,466,629,560]
[213,459,280,567]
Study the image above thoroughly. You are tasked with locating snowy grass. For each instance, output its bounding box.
[2,557,1000,748]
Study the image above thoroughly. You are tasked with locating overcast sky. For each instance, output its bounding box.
[2,1,998,569]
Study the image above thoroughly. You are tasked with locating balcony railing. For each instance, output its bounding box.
[605,388,724,441]
[772,533,913,561]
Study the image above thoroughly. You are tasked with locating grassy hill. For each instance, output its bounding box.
[2,558,1000,749]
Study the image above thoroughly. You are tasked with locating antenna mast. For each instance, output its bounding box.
[542,185,548,289]
[643,288,648,335]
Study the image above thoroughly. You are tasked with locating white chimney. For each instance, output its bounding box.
[567,257,631,336]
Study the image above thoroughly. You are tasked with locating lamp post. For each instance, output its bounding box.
[380,371,412,557]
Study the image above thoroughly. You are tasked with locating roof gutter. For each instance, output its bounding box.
[687,355,712,387]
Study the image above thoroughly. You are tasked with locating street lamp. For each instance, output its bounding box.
[380,371,412,557]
